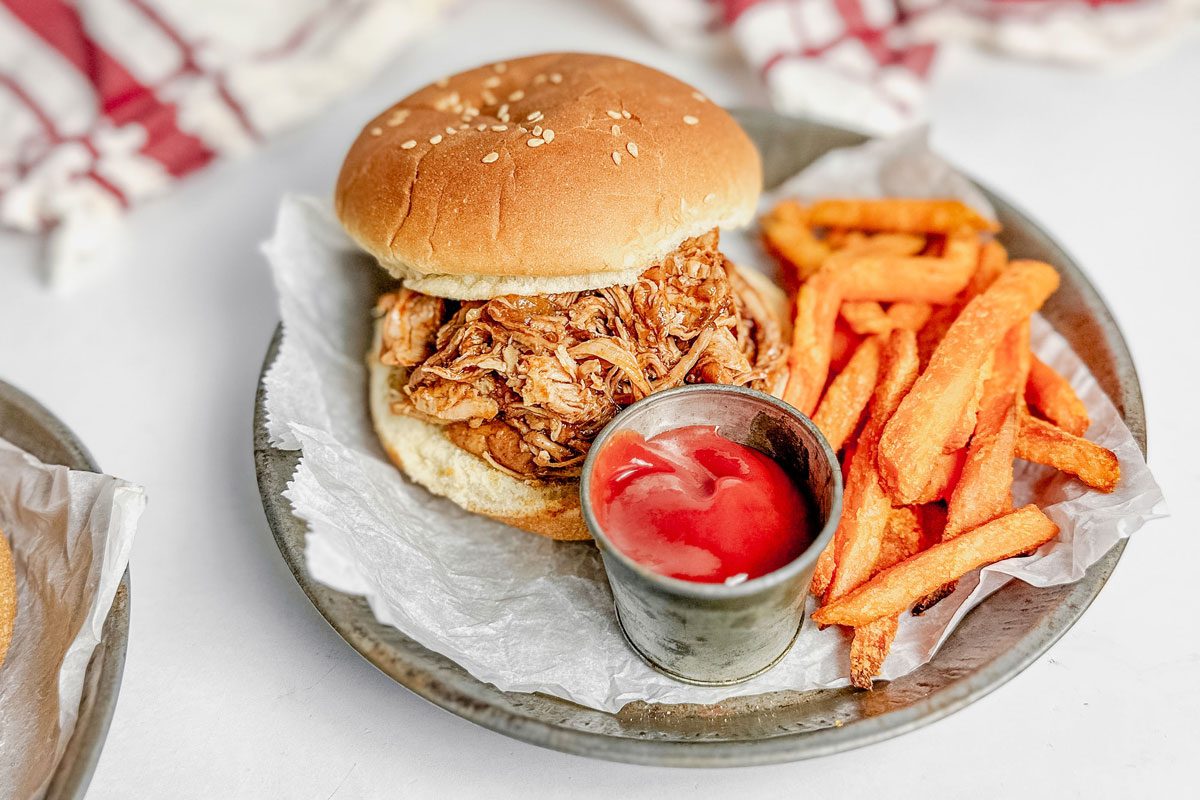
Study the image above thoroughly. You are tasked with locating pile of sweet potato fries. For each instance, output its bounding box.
[761,198,1121,689]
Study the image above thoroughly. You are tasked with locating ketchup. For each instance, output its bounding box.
[589,425,816,584]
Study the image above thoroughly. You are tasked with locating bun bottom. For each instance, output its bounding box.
[368,338,590,541]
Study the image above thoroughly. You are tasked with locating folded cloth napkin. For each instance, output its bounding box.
[625,0,1198,132]
[0,0,444,285]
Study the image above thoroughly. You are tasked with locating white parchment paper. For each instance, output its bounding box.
[263,131,1165,713]
[0,437,145,799]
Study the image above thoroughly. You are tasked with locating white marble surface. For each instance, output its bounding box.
[0,1,1196,797]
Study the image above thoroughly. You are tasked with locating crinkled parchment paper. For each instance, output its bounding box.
[0,437,144,798]
[263,130,1165,713]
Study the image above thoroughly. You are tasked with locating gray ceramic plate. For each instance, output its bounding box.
[0,381,131,797]
[253,110,1145,767]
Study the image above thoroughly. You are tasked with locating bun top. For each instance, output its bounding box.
[335,53,761,299]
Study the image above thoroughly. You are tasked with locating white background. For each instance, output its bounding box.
[1,1,1197,797]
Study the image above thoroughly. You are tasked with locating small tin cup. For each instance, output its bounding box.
[580,384,842,685]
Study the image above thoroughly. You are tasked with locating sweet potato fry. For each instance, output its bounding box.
[886,301,933,332]
[783,270,843,415]
[969,239,1009,294]
[826,229,866,250]
[823,449,892,606]
[841,302,891,336]
[829,319,861,375]
[810,443,856,598]
[850,616,898,690]
[944,350,994,453]
[917,239,1008,368]
[831,252,974,305]
[877,260,1060,504]
[840,232,927,257]
[809,538,838,600]
[850,507,923,689]
[823,331,919,605]
[1017,414,1120,492]
[808,199,998,235]
[841,301,932,336]
[911,449,966,505]
[947,324,1029,537]
[1026,355,1090,436]
[943,233,981,275]
[914,324,1029,614]
[813,505,1060,628]
[876,507,923,570]
[761,200,830,282]
[813,337,881,452]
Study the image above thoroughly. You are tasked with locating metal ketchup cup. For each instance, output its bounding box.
[580,385,843,686]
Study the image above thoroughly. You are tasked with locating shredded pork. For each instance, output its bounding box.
[376,230,786,480]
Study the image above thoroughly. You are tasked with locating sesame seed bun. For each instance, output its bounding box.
[1,531,15,668]
[335,53,762,300]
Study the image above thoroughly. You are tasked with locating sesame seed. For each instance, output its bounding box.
[612,151,622,165]
[483,75,501,88]
[533,73,546,84]
[436,77,449,87]
[550,72,562,84]
[385,109,410,126]
[692,91,708,103]
[606,110,621,120]
[704,192,717,203]
[528,138,545,148]
[429,134,443,144]
[526,110,542,121]
[508,89,525,101]
[482,89,497,105]
[446,126,457,135]
[518,126,528,133]
[498,103,509,116]
[401,140,416,149]
[499,112,510,122]
[482,151,499,163]
[491,124,508,131]
[622,110,631,119]
[532,125,543,136]
[683,115,699,125]
[611,124,620,136]
[476,124,488,131]
[543,129,555,142]
[626,142,638,157]
[370,126,383,136]
[458,123,470,130]
[494,62,507,73]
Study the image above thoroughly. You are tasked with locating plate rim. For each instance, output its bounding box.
[0,380,132,797]
[252,110,1145,767]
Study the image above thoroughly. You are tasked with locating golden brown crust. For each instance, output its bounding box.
[335,53,760,293]
[0,531,15,668]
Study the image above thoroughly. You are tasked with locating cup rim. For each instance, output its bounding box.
[579,384,844,600]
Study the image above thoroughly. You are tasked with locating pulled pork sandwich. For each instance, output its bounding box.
[336,53,787,540]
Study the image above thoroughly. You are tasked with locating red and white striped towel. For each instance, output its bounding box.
[627,0,1197,132]
[0,0,443,284]
[3,0,1194,284]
